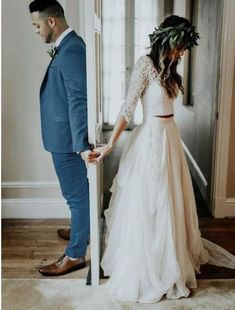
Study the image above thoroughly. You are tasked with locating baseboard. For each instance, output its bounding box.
[2,181,60,188]
[2,198,70,219]
[2,182,61,199]
[213,198,235,218]
[224,198,235,217]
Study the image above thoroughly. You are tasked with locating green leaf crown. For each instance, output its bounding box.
[149,22,200,50]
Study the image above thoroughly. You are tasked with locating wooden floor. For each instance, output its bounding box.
[197,217,235,279]
[2,217,235,279]
[2,219,90,279]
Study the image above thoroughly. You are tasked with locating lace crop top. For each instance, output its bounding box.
[118,55,175,122]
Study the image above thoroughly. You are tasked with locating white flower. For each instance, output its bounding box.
[47,45,59,58]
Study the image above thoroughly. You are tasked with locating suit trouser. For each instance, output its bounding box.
[51,152,90,258]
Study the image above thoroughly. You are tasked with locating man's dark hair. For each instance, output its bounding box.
[29,0,65,18]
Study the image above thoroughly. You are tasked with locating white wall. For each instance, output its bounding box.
[2,0,85,218]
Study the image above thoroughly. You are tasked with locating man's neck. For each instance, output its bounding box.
[53,24,69,42]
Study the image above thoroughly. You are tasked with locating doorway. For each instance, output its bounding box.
[101,0,223,215]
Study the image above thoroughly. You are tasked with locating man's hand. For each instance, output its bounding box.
[92,144,113,164]
[80,150,100,164]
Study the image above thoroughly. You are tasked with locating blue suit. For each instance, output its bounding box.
[40,31,89,153]
[40,30,90,258]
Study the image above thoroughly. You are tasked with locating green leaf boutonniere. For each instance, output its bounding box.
[47,45,59,58]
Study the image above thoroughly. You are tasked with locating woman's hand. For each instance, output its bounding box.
[90,115,127,165]
[80,150,100,164]
[92,143,113,164]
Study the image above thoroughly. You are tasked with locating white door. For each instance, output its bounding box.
[85,0,103,285]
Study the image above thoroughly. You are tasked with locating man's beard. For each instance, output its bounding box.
[44,31,53,44]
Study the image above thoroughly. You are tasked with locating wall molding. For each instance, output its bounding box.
[2,181,60,188]
[214,198,235,218]
[1,182,68,218]
[2,182,61,202]
[2,198,70,219]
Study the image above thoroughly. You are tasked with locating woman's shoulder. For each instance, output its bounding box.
[136,54,152,66]
[135,55,159,80]
[133,55,154,75]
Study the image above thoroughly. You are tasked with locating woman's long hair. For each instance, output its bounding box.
[148,15,192,98]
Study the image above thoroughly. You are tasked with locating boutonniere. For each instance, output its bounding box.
[47,45,59,58]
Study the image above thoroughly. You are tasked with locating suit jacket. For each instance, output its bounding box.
[40,31,90,153]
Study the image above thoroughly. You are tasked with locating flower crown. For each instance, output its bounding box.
[149,22,200,50]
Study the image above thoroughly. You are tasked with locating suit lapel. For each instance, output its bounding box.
[40,56,55,94]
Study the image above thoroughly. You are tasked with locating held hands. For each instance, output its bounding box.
[80,150,100,164]
[80,113,125,165]
[80,143,113,165]
[92,143,113,164]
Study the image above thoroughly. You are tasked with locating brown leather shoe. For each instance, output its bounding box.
[57,228,90,244]
[57,228,70,240]
[38,254,86,276]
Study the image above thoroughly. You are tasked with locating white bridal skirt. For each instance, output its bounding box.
[100,116,235,303]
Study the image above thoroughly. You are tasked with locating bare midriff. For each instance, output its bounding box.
[154,114,174,118]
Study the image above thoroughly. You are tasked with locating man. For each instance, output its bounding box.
[29,0,98,276]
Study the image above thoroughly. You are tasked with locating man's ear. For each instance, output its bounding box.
[47,16,56,28]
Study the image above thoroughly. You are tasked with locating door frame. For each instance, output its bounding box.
[212,0,235,217]
[85,0,103,285]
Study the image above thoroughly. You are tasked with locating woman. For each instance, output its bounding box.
[94,15,235,303]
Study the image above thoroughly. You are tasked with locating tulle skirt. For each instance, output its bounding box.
[100,116,235,303]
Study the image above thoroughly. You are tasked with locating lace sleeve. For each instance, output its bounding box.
[118,56,148,123]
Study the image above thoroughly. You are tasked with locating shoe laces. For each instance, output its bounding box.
[57,254,67,266]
